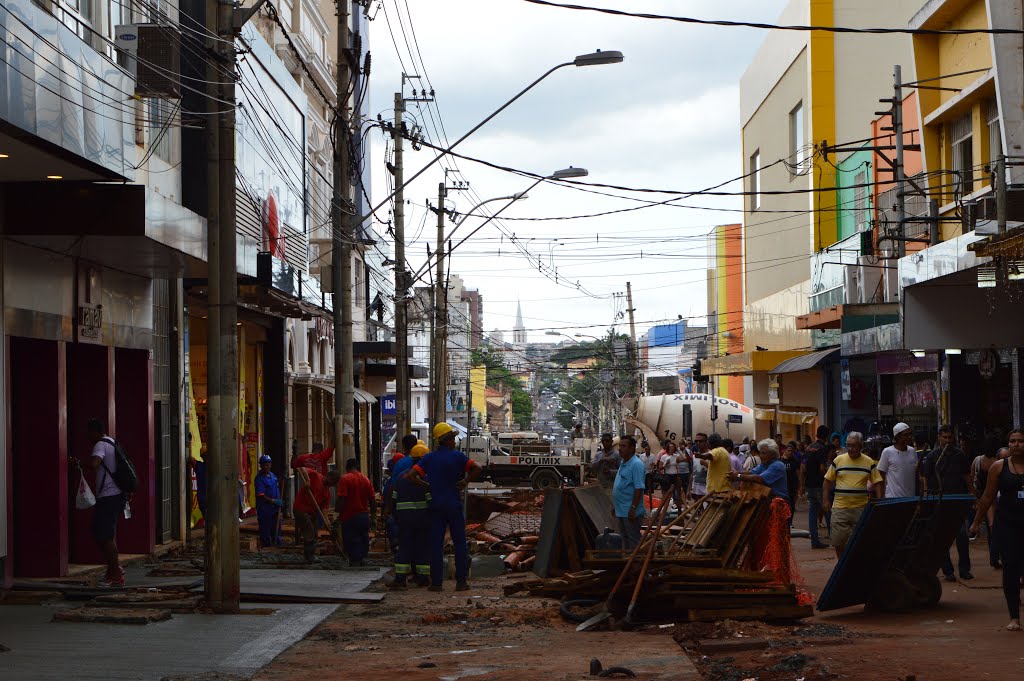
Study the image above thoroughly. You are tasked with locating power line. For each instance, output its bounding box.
[517,0,1024,35]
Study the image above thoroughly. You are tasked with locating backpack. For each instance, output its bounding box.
[100,437,139,494]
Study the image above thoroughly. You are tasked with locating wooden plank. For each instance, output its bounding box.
[533,488,564,578]
[681,603,813,622]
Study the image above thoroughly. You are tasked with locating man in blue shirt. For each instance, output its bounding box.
[254,455,283,547]
[728,438,788,499]
[612,435,647,549]
[407,423,482,592]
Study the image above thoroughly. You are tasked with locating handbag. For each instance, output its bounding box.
[76,473,97,510]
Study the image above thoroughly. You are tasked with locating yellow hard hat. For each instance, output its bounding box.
[417,439,426,446]
[433,422,455,440]
[411,443,429,458]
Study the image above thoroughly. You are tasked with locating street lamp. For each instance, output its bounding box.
[355,51,623,230]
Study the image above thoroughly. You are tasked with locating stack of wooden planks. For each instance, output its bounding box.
[520,484,812,624]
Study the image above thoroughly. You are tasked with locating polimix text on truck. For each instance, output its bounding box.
[464,431,583,490]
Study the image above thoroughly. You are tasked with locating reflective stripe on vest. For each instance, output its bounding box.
[396,500,429,510]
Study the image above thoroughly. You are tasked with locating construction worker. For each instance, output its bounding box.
[389,442,431,587]
[382,434,420,558]
[294,468,341,563]
[254,455,283,547]
[407,423,482,592]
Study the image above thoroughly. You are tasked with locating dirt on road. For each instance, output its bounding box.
[250,512,1020,681]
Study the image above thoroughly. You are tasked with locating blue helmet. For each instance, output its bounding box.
[259,454,272,465]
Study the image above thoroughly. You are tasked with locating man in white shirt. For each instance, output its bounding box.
[877,422,920,498]
[82,418,126,586]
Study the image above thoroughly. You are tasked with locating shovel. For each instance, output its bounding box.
[577,482,676,632]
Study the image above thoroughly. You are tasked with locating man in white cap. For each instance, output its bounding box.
[876,422,918,498]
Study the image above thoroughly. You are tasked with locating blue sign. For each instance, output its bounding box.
[381,394,397,416]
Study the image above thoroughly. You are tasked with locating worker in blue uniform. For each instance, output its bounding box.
[254,454,282,547]
[382,434,420,556]
[390,442,432,587]
[407,423,482,592]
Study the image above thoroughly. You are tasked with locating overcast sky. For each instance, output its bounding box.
[367,0,788,344]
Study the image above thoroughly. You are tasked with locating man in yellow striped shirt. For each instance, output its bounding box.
[823,432,883,558]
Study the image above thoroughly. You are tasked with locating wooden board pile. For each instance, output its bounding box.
[515,484,813,624]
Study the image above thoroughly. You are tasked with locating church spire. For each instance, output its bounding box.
[513,300,527,345]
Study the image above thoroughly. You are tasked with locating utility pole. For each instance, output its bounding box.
[333,0,356,469]
[996,154,1007,235]
[431,182,447,433]
[893,64,906,258]
[625,281,639,396]
[392,90,410,438]
[205,0,248,614]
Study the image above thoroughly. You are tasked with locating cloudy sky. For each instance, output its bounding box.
[367,0,788,344]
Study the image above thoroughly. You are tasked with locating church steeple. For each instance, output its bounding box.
[513,300,527,345]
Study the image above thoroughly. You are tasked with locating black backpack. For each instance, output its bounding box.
[100,437,139,494]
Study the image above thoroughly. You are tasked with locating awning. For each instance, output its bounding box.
[770,347,840,374]
[700,350,812,376]
[753,404,818,425]
[292,380,377,405]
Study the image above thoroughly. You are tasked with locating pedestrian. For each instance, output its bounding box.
[389,443,431,588]
[973,445,1002,568]
[780,442,801,524]
[659,441,684,509]
[591,433,620,487]
[731,444,746,474]
[694,433,732,494]
[337,458,376,567]
[742,443,762,471]
[75,419,127,587]
[406,423,482,592]
[612,435,646,550]
[821,432,882,558]
[639,440,658,504]
[290,440,335,476]
[294,468,340,563]
[877,422,918,498]
[801,426,830,549]
[727,439,788,498]
[254,454,283,548]
[830,432,846,458]
[923,424,975,581]
[969,429,1024,632]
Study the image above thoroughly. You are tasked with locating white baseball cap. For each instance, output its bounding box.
[893,422,911,437]
[739,444,750,453]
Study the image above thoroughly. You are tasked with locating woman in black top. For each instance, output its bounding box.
[970,429,1024,631]
[780,442,801,526]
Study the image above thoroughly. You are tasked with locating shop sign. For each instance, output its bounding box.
[77,304,103,343]
[381,394,397,416]
[877,353,939,375]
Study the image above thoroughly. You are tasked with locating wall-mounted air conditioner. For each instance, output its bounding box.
[115,24,182,98]
[857,255,883,304]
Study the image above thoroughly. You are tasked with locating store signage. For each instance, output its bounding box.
[840,359,852,401]
[77,304,103,343]
[381,394,396,416]
[877,353,939,375]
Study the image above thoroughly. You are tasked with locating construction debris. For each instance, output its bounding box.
[514,484,813,625]
[54,607,173,624]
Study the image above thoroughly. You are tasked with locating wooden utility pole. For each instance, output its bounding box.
[205,0,243,613]
[431,183,447,433]
[333,0,356,468]
[392,91,410,437]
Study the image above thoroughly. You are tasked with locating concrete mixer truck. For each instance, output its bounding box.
[626,393,756,446]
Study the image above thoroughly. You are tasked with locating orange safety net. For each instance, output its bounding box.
[749,496,814,606]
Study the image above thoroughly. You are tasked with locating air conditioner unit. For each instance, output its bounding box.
[115,24,182,98]
[843,264,859,305]
[857,255,883,304]
[882,253,900,303]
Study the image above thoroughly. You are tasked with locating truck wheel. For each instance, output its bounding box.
[531,469,562,491]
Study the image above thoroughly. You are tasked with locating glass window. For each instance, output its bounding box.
[853,169,868,232]
[750,150,761,210]
[147,98,177,164]
[300,6,326,62]
[988,97,1002,170]
[790,102,805,173]
[950,112,973,195]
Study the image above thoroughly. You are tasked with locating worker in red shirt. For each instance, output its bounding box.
[291,440,335,476]
[337,458,376,567]
[294,468,340,563]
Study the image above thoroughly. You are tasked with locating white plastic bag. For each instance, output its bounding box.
[76,473,96,510]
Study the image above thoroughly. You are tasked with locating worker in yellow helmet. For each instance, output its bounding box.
[406,423,482,591]
[390,442,431,588]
